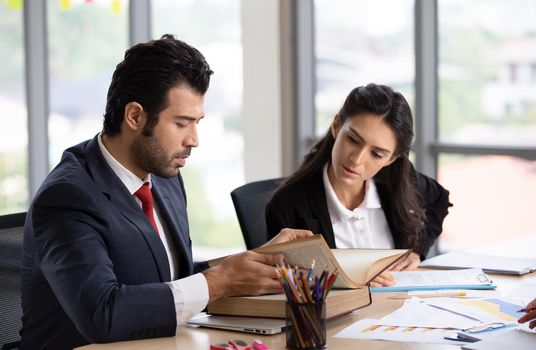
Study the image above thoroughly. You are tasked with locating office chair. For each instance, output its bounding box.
[0,212,26,350]
[230,178,285,250]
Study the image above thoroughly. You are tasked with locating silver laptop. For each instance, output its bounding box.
[187,314,286,335]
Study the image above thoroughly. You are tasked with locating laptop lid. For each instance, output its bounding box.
[187,315,286,335]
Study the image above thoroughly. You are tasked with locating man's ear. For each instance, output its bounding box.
[330,114,341,139]
[123,102,145,132]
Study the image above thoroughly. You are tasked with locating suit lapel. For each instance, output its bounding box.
[152,176,193,276]
[84,135,172,282]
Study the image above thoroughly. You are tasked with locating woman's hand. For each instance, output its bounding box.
[369,270,395,288]
[390,252,421,272]
[369,252,421,287]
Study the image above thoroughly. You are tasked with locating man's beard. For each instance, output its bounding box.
[131,134,190,178]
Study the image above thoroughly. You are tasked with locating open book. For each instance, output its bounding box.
[207,234,411,318]
[252,234,411,288]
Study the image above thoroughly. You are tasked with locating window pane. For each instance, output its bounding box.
[438,0,536,146]
[47,0,129,168]
[314,0,415,135]
[438,154,536,253]
[152,0,244,258]
[0,3,27,214]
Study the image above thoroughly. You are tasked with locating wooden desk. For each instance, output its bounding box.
[78,273,533,350]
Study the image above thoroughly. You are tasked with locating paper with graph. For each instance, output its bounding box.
[425,298,525,324]
[334,318,466,344]
[378,298,524,329]
[335,298,526,344]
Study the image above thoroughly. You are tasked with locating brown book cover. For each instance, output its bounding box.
[207,288,371,319]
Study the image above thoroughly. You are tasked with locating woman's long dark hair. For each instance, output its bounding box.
[283,83,425,249]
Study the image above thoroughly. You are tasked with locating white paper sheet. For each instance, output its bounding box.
[506,276,536,302]
[377,301,478,329]
[421,251,536,275]
[461,328,536,350]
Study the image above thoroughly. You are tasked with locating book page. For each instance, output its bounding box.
[253,235,359,288]
[332,249,409,286]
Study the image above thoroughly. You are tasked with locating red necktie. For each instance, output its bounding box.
[134,183,159,235]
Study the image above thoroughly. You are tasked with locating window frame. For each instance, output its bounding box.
[23,0,151,197]
[17,0,536,217]
[297,0,536,180]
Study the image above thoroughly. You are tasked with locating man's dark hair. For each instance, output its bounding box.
[102,34,213,136]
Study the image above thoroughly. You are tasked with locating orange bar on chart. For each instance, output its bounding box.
[363,325,381,332]
[402,327,416,333]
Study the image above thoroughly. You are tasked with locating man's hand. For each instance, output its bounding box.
[264,228,314,246]
[369,252,421,288]
[518,297,536,329]
[203,251,284,303]
[203,229,312,303]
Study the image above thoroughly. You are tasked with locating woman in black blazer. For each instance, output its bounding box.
[266,83,451,287]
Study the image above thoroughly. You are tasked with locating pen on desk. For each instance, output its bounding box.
[517,306,536,313]
[388,292,467,300]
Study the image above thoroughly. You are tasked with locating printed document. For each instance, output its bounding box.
[377,297,523,329]
[372,268,495,292]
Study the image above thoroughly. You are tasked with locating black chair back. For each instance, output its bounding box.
[230,178,284,250]
[0,212,26,350]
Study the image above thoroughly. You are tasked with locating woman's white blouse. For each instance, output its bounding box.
[323,164,395,249]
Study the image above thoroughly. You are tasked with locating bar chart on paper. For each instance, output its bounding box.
[334,318,465,345]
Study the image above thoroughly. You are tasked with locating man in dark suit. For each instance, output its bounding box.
[20,34,310,350]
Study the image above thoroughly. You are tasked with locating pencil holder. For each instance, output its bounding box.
[285,300,327,349]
